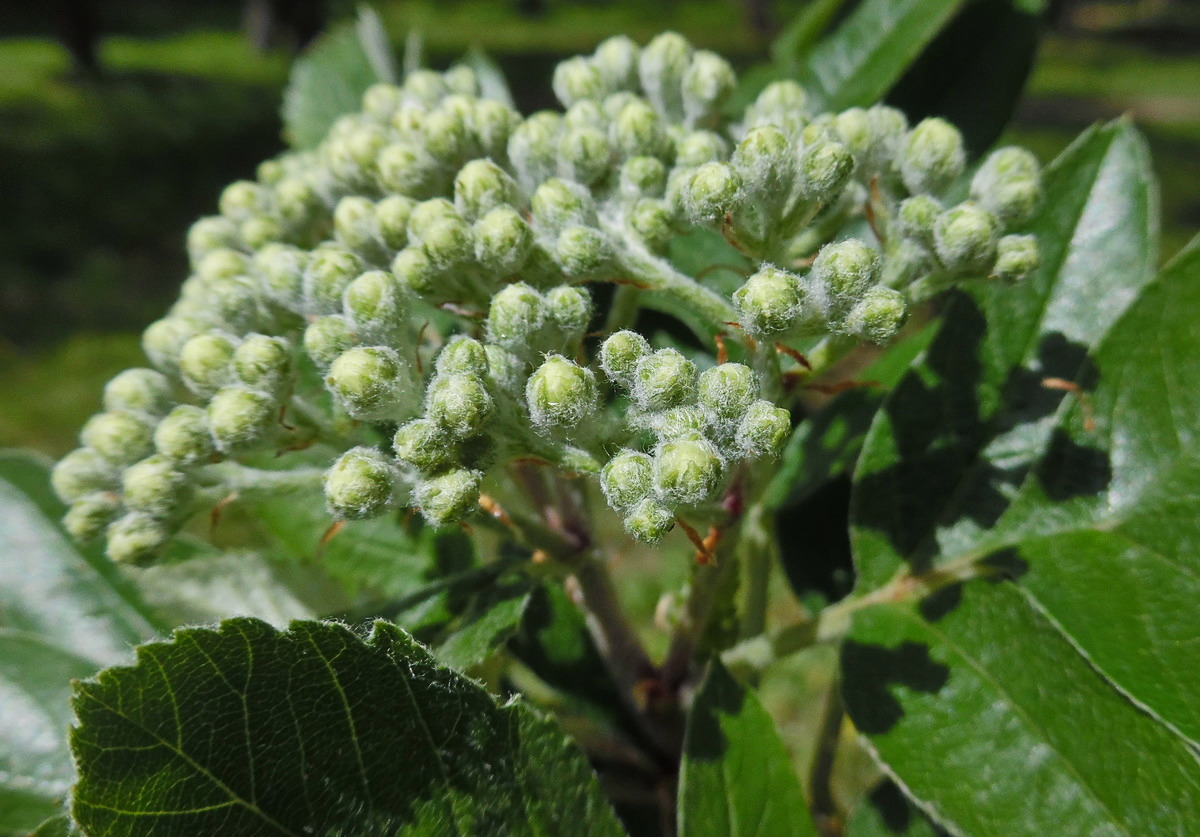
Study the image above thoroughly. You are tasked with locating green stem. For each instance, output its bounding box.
[604,283,644,334]
[196,463,326,497]
[738,502,775,641]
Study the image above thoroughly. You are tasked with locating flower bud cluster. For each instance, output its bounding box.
[57,33,1044,562]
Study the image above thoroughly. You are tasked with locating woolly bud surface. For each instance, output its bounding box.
[103,368,172,417]
[325,447,397,520]
[207,386,277,452]
[653,437,724,506]
[154,405,216,467]
[416,468,481,526]
[106,512,170,565]
[736,400,791,459]
[600,330,651,387]
[601,450,653,512]
[698,363,759,424]
[527,356,599,430]
[325,346,412,422]
[633,349,697,411]
[734,265,805,338]
[52,447,119,504]
[80,411,155,466]
[427,374,494,438]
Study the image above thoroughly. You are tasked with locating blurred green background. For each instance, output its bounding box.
[2,0,1198,456]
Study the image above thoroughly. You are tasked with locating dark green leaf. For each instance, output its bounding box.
[799,0,967,112]
[770,0,848,71]
[282,12,390,149]
[28,814,72,837]
[437,581,532,671]
[845,780,945,837]
[71,618,626,836]
[678,660,816,837]
[841,581,1200,834]
[852,120,1158,591]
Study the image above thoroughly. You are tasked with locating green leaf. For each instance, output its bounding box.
[798,0,968,112]
[841,581,1200,835]
[460,47,515,108]
[71,618,626,836]
[678,660,816,837]
[282,10,392,149]
[852,119,1158,591]
[437,582,532,671]
[28,814,72,837]
[0,451,162,833]
[845,780,944,837]
[355,6,397,85]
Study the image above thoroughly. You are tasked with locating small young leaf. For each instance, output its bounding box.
[70,618,627,835]
[355,6,397,85]
[461,47,515,108]
[841,582,1200,835]
[678,660,817,837]
[437,582,532,671]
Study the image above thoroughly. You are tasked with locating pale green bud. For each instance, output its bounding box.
[798,140,855,203]
[274,176,323,228]
[187,216,240,262]
[415,468,481,526]
[179,332,237,398]
[633,348,697,411]
[698,363,759,424]
[362,82,402,120]
[435,336,489,378]
[555,225,610,277]
[240,215,284,250]
[970,147,1042,226]
[599,330,650,387]
[844,286,906,343]
[324,447,398,520]
[471,99,520,161]
[623,497,675,543]
[415,216,475,271]
[684,162,742,225]
[197,248,250,281]
[207,385,277,452]
[900,118,966,196]
[896,195,943,245]
[627,198,674,251]
[375,195,417,251]
[545,285,593,341]
[106,512,170,565]
[325,346,413,422]
[255,244,308,311]
[532,178,596,231]
[256,158,285,185]
[735,400,791,459]
[834,106,907,177]
[154,405,216,467]
[734,265,805,337]
[508,111,563,190]
[377,142,440,197]
[485,345,526,397]
[333,196,381,255]
[142,316,205,375]
[122,455,191,519]
[454,159,519,221]
[747,80,809,132]
[81,410,155,465]
[553,56,609,107]
[600,449,653,512]
[475,206,534,276]
[653,436,724,506]
[423,107,470,165]
[344,270,411,346]
[403,69,447,105]
[426,373,494,438]
[103,368,172,416]
[612,100,672,160]
[391,246,441,297]
[219,180,270,221]
[559,126,612,186]
[564,99,606,131]
[618,156,668,200]
[675,130,729,167]
[649,405,708,440]
[232,334,293,395]
[304,246,365,315]
[681,50,735,127]
[304,315,356,370]
[732,125,795,199]
[487,283,546,352]
[393,419,456,471]
[52,447,119,503]
[64,492,121,542]
[992,234,1040,282]
[812,239,881,316]
[933,203,1000,274]
[444,64,478,96]
[526,356,599,430]
[593,35,640,90]
[639,31,692,121]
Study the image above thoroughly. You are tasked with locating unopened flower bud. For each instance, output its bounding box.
[735,400,791,458]
[255,244,309,311]
[408,199,461,239]
[142,316,205,375]
[419,216,475,270]
[896,195,943,245]
[508,111,562,189]
[444,64,478,96]
[556,225,609,277]
[362,82,402,120]
[403,69,446,105]
[601,449,653,512]
[187,216,240,262]
[599,330,651,387]
[179,332,237,398]
[391,246,441,297]
[485,345,527,397]
[154,405,216,467]
[650,405,708,440]
[422,107,470,165]
[627,198,674,251]
[324,447,398,520]
[471,99,519,161]
[415,468,481,526]
[748,80,809,130]
[623,497,675,543]
[639,31,692,121]
[52,447,119,503]
[526,356,599,429]
[559,126,612,186]
[684,162,742,225]
[474,205,534,277]
[612,100,672,160]
[843,286,906,343]
[64,492,121,542]
[393,418,456,471]
[325,346,412,421]
[274,176,323,228]
[454,159,519,221]
[653,436,724,506]
[304,315,356,370]
[233,334,293,395]
[106,512,170,565]
[375,195,416,251]
[426,374,494,438]
[240,215,283,250]
[122,455,192,519]
[343,270,411,346]
[933,203,1000,274]
[798,141,854,203]
[304,246,364,315]
[992,234,1040,282]
[546,286,593,342]
[970,146,1042,226]
[633,349,697,411]
[433,336,488,378]
[676,130,729,167]
[593,35,640,90]
[377,142,440,197]
[619,156,668,200]
[698,363,759,424]
[682,50,735,127]
[732,125,795,200]
[219,180,270,221]
[207,386,277,452]
[532,178,596,231]
[900,118,966,196]
[734,265,805,337]
[79,411,154,467]
[197,248,250,281]
[553,56,609,107]
[487,283,546,351]
[812,239,881,316]
[103,368,172,417]
[333,196,380,255]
